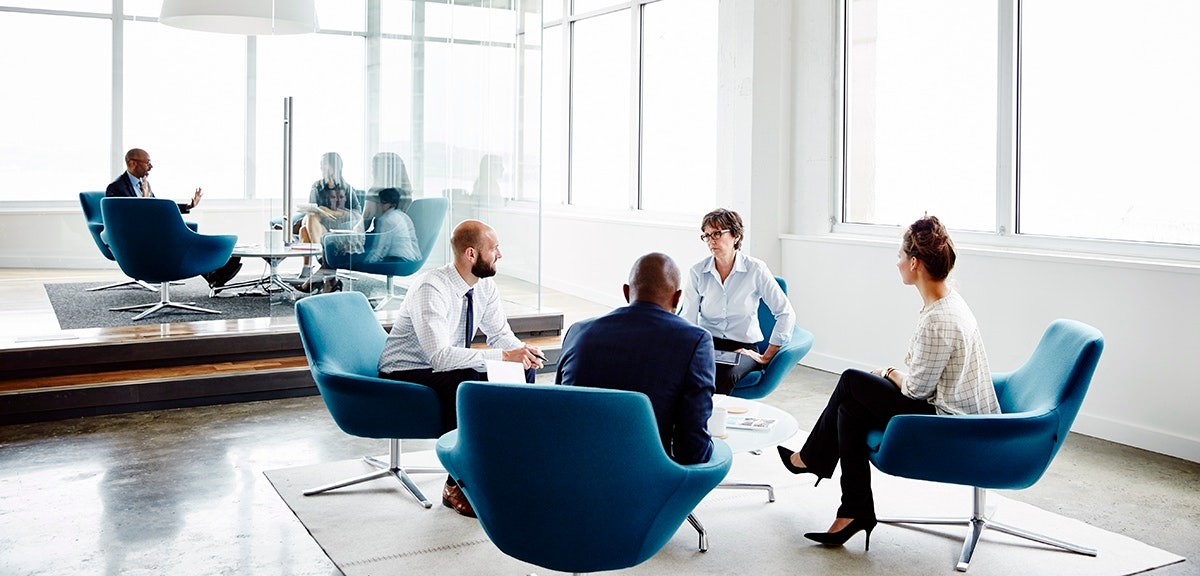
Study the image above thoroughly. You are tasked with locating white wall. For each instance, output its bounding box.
[0,203,270,269]
[782,236,1200,463]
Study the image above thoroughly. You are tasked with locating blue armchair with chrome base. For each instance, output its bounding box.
[436,382,733,575]
[867,319,1104,572]
[80,191,198,292]
[728,276,815,400]
[322,197,448,310]
[100,197,235,321]
[294,291,445,508]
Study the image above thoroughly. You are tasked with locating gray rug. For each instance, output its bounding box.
[265,449,1185,576]
[45,275,386,330]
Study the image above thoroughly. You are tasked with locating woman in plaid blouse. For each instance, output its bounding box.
[777,215,1000,551]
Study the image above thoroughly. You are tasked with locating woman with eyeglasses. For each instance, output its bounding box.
[777,215,999,551]
[679,208,795,395]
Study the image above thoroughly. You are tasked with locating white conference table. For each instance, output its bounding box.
[686,395,801,552]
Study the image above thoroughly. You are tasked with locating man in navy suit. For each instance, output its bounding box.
[105,148,241,287]
[556,252,716,464]
[105,148,202,213]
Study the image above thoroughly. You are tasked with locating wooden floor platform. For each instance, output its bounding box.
[0,269,601,425]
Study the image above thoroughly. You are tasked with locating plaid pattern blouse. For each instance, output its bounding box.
[902,290,1001,415]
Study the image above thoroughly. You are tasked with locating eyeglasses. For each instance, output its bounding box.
[700,229,731,242]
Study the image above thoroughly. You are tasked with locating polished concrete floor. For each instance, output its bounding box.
[1,366,1196,575]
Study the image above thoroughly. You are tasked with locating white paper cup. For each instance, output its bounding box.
[266,229,284,251]
[709,405,728,437]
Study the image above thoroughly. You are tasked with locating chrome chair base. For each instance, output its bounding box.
[686,513,709,552]
[109,282,220,321]
[878,487,1097,572]
[716,481,775,502]
[88,278,183,292]
[302,439,444,509]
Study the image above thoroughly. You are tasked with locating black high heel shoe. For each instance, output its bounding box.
[776,446,822,486]
[804,517,878,551]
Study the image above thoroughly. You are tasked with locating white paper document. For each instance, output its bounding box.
[485,360,527,384]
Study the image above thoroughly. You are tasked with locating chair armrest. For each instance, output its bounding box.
[435,430,462,479]
[991,370,1014,398]
[869,411,1061,489]
[732,326,814,399]
[680,437,734,481]
[761,327,814,383]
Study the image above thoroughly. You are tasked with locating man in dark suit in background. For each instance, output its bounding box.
[105,148,241,288]
[556,252,716,464]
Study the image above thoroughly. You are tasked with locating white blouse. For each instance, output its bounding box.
[679,251,795,346]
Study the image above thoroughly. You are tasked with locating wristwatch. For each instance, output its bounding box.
[882,366,895,380]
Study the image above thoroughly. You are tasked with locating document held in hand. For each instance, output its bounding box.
[485,359,527,384]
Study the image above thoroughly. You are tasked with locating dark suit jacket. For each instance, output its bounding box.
[556,301,716,464]
[106,173,191,214]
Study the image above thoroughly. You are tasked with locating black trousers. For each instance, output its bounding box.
[712,337,763,395]
[798,368,935,519]
[379,365,536,432]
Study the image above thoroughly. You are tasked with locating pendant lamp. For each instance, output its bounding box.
[160,0,317,35]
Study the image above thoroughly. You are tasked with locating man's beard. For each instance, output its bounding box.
[471,259,497,278]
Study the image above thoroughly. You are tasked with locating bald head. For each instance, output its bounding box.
[451,219,502,282]
[625,252,682,311]
[124,148,151,178]
[451,219,493,255]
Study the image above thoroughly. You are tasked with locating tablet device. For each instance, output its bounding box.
[714,350,740,365]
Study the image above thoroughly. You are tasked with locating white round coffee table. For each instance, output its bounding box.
[687,395,801,551]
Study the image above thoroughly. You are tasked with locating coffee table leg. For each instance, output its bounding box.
[717,481,775,502]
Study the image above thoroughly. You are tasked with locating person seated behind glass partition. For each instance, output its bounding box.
[296,151,362,283]
[357,187,420,264]
[362,152,413,224]
[472,154,506,202]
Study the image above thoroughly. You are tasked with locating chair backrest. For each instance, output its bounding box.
[295,291,388,378]
[79,191,113,259]
[755,276,788,353]
[444,382,730,573]
[997,318,1105,458]
[406,196,448,262]
[100,197,235,283]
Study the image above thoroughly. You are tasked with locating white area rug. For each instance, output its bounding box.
[265,450,1184,575]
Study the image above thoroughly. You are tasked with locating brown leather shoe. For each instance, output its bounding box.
[442,480,477,518]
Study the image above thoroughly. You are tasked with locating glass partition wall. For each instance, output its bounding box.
[255,0,545,319]
[0,0,542,329]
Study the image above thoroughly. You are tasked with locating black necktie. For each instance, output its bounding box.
[464,288,474,348]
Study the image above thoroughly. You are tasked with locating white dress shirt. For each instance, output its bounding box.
[679,251,795,346]
[378,263,523,373]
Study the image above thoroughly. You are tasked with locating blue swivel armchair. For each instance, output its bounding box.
[294,291,445,508]
[80,191,198,292]
[437,382,733,574]
[100,197,235,321]
[323,197,448,310]
[867,319,1104,572]
[728,276,815,400]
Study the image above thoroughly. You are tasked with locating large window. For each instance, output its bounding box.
[845,0,997,231]
[124,21,246,200]
[0,1,532,206]
[1020,0,1200,245]
[845,0,1200,248]
[543,0,717,216]
[0,11,111,200]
